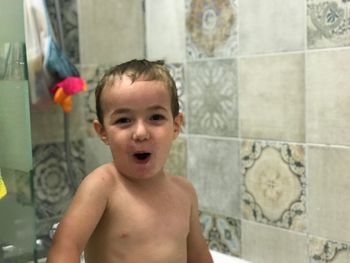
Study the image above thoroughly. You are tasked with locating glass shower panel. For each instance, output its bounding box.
[0,80,32,171]
[0,0,36,262]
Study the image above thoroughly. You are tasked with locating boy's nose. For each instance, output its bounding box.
[132,120,150,141]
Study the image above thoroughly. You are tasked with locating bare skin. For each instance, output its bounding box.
[47,77,213,263]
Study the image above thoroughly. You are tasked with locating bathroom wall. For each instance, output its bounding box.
[146,0,350,263]
[31,0,350,262]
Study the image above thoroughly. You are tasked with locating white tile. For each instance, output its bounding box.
[145,0,186,63]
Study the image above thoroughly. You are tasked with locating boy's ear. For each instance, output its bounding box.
[93,120,109,145]
[173,113,184,139]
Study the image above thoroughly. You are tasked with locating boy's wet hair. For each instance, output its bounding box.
[95,59,180,125]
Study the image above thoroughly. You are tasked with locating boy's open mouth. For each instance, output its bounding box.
[133,152,151,161]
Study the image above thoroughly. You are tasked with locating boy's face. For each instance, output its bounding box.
[94,76,183,181]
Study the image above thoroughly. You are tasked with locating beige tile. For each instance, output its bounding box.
[242,221,308,263]
[306,49,350,145]
[239,0,305,55]
[78,0,145,65]
[239,54,305,142]
[308,145,350,242]
[145,0,186,63]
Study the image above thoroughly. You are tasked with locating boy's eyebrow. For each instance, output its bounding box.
[111,105,168,115]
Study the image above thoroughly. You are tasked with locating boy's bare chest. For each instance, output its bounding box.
[105,187,191,242]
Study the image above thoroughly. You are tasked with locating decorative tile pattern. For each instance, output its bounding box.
[165,137,187,177]
[32,140,85,219]
[309,236,349,263]
[241,140,306,231]
[80,64,110,136]
[200,211,241,257]
[46,0,80,63]
[187,60,238,137]
[166,63,186,113]
[307,0,350,49]
[186,0,238,59]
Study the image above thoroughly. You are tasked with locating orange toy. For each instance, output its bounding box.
[51,76,87,112]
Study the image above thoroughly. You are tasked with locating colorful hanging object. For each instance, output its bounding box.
[0,174,7,200]
[51,76,87,112]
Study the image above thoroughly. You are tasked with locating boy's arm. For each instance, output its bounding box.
[186,183,214,263]
[47,171,111,263]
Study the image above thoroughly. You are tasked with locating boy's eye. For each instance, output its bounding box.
[150,114,165,121]
[115,117,131,125]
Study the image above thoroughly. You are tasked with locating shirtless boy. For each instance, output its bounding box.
[47,59,213,263]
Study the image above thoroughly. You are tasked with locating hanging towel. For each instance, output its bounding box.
[23,0,79,107]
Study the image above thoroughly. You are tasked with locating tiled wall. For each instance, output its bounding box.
[146,0,350,262]
[30,0,350,262]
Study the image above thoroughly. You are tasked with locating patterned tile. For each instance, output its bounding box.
[166,63,186,114]
[80,64,110,137]
[32,140,85,219]
[46,0,80,63]
[186,0,238,59]
[241,140,306,232]
[200,211,241,257]
[187,59,238,137]
[307,0,350,49]
[309,236,350,263]
[165,136,187,177]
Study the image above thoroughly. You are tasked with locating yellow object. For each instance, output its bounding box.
[0,175,7,199]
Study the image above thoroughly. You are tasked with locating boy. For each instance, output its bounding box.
[47,59,213,263]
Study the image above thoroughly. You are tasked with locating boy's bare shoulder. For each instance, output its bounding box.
[80,163,118,193]
[170,175,196,196]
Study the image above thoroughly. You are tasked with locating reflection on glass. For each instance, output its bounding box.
[0,42,26,81]
[0,168,35,262]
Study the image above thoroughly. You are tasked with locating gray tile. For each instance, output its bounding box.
[186,0,238,59]
[187,59,238,137]
[187,137,240,217]
[241,140,306,231]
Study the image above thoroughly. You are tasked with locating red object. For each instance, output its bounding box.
[52,77,87,112]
